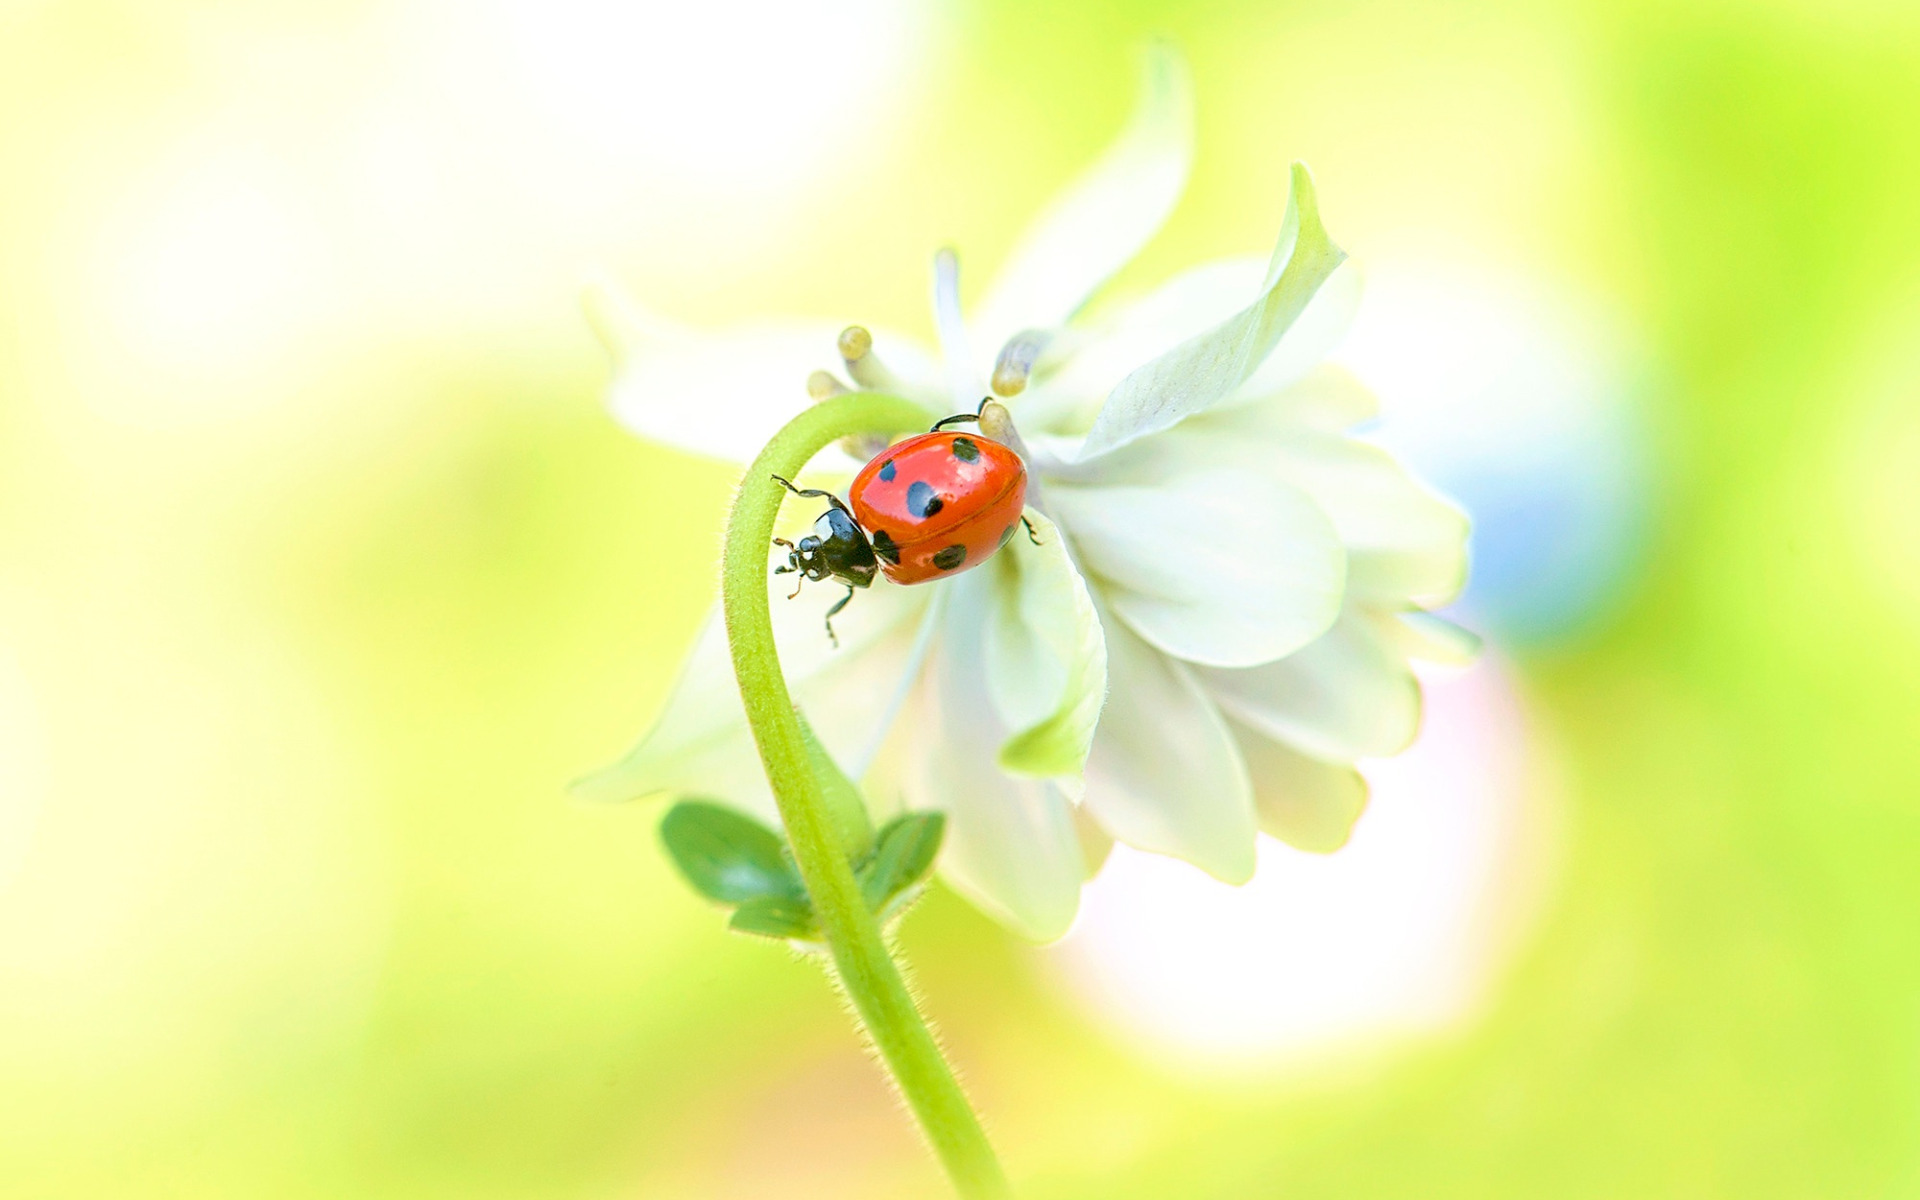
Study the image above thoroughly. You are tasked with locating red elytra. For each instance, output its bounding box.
[848,431,1028,584]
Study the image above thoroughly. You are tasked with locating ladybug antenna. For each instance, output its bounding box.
[930,395,992,433]
[770,536,806,597]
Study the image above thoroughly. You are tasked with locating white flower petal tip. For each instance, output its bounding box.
[965,880,1082,944]
[1051,466,1345,668]
[943,823,1085,943]
[972,42,1195,349]
[1195,610,1421,762]
[1077,161,1347,461]
[1083,616,1257,884]
[567,686,774,817]
[1230,720,1370,854]
[982,510,1109,782]
[930,250,989,408]
[567,754,668,806]
[570,710,661,805]
[1383,610,1483,665]
[568,609,747,808]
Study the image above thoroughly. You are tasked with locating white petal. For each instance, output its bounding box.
[1275,433,1468,606]
[972,44,1194,352]
[571,567,927,819]
[570,606,759,808]
[931,250,988,410]
[1075,163,1346,460]
[1229,719,1370,852]
[1022,260,1363,440]
[1228,259,1363,403]
[907,575,1087,941]
[579,706,781,823]
[921,763,1083,943]
[796,597,943,774]
[1192,609,1420,761]
[1260,363,1381,431]
[839,590,949,778]
[1082,613,1257,883]
[982,510,1109,782]
[1020,257,1265,433]
[586,281,941,464]
[1096,398,1469,607]
[1048,465,1345,668]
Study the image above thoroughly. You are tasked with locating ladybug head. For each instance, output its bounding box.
[775,507,878,589]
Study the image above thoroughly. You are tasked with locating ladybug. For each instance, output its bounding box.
[773,400,1036,644]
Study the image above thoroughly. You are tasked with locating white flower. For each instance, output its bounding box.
[578,48,1472,940]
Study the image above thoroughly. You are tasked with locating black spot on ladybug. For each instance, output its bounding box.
[870,528,900,564]
[933,544,967,571]
[997,524,1016,548]
[907,480,943,519]
[877,459,896,482]
[951,436,980,463]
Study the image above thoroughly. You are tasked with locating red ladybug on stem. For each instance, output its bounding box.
[773,399,1037,644]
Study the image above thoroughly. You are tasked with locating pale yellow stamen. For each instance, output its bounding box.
[838,324,902,392]
[978,399,1017,443]
[837,325,872,361]
[812,353,888,458]
[990,329,1050,397]
[808,370,850,401]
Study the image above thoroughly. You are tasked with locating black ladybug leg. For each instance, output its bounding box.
[823,583,855,648]
[1021,515,1043,545]
[769,473,854,519]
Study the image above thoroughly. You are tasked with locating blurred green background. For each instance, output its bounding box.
[3,0,1919,1195]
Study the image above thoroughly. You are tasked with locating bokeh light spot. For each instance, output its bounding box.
[1047,662,1555,1073]
[1337,263,1648,645]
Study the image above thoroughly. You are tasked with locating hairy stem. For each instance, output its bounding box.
[721,392,1011,1199]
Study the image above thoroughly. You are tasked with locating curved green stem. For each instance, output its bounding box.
[722,393,1012,1200]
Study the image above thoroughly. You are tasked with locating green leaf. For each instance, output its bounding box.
[860,811,947,914]
[658,800,803,906]
[795,710,875,858]
[728,894,820,940]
